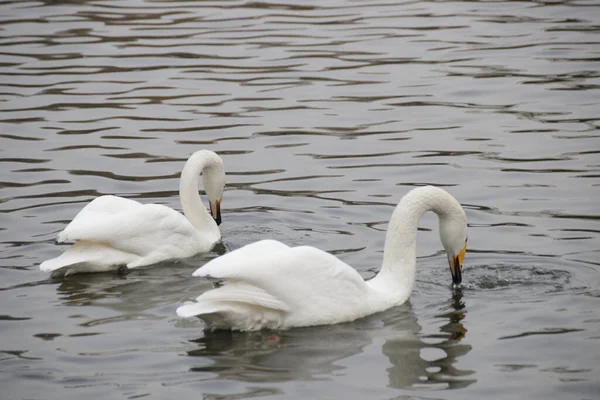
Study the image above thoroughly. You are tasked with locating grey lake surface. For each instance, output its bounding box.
[1,0,599,399]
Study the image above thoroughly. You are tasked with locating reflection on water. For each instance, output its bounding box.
[53,256,216,312]
[47,267,475,392]
[384,289,473,390]
[187,290,474,391]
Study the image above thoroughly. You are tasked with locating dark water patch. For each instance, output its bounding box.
[547,212,600,221]
[496,364,537,372]
[0,350,42,361]
[67,169,178,181]
[69,332,103,338]
[0,133,44,141]
[498,327,585,340]
[330,162,449,170]
[0,279,53,292]
[53,127,120,136]
[104,152,160,160]
[0,314,31,321]
[143,123,261,133]
[1,179,70,188]
[48,144,126,151]
[33,333,62,341]
[1,158,49,164]
[79,314,162,328]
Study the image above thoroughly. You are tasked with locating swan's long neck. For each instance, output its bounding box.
[179,151,222,239]
[368,186,461,302]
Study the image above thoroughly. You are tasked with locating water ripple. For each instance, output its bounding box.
[1,0,599,398]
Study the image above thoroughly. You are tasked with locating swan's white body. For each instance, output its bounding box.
[177,186,468,330]
[41,150,225,277]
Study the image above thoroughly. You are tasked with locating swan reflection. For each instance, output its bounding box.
[51,260,474,390]
[53,252,219,312]
[383,289,472,390]
[186,290,474,390]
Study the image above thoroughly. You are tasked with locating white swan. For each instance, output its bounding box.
[40,150,225,277]
[177,185,467,331]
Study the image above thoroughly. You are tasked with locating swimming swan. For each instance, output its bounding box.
[177,185,467,330]
[40,150,225,277]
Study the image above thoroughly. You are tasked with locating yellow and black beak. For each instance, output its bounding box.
[209,199,222,226]
[449,245,466,285]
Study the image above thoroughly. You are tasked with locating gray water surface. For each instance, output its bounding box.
[1,0,599,399]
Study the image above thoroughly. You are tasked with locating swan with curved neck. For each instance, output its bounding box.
[177,185,467,330]
[40,149,225,277]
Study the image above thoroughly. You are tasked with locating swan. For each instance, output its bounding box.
[40,149,225,277]
[177,185,467,331]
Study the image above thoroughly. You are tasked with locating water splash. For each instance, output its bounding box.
[462,264,571,292]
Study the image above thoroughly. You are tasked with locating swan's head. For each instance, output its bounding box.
[209,199,222,226]
[202,159,225,226]
[180,149,225,228]
[439,207,468,285]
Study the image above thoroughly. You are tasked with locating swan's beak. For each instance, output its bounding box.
[449,245,466,285]
[209,199,222,226]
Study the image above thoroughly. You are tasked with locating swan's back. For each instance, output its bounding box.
[58,195,144,244]
[43,196,216,275]
[41,149,226,276]
[177,240,371,330]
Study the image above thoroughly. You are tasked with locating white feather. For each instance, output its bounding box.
[41,150,225,276]
[177,186,468,331]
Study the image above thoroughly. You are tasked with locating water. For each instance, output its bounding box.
[1,0,599,398]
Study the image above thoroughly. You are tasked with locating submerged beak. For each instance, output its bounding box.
[209,198,222,226]
[449,245,466,285]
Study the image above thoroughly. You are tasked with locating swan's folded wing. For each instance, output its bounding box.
[59,201,192,256]
[195,241,368,313]
[177,281,290,318]
[58,195,142,242]
[40,241,134,275]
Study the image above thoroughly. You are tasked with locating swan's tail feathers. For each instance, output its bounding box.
[57,230,74,243]
[40,241,132,277]
[57,223,95,243]
[39,256,83,278]
[177,301,210,318]
[56,220,91,243]
[176,282,289,330]
[41,260,101,278]
[176,301,286,331]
